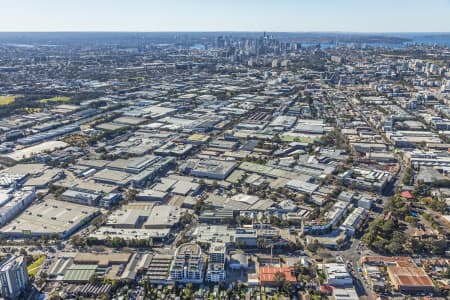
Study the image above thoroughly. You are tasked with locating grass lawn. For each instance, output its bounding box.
[27,255,46,277]
[39,96,71,103]
[0,95,16,106]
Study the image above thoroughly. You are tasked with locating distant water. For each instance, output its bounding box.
[5,43,35,48]
[407,36,450,47]
[190,43,206,50]
[1,32,450,49]
[299,33,450,49]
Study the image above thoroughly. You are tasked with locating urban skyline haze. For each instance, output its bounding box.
[0,0,450,32]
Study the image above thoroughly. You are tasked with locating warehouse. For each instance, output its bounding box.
[0,141,68,164]
[186,159,236,180]
[92,156,175,187]
[144,205,181,229]
[136,189,169,202]
[268,115,297,129]
[61,189,101,206]
[0,188,35,226]
[285,179,319,195]
[2,199,99,238]
[387,265,434,293]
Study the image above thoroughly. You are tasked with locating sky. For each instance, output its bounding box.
[0,0,449,32]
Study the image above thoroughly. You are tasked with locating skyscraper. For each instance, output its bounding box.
[0,256,30,300]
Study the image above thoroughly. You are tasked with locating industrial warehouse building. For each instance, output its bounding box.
[1,199,99,238]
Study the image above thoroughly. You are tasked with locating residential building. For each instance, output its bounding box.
[170,243,205,283]
[206,243,226,282]
[0,256,29,300]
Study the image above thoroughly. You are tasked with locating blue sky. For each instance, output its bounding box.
[0,0,449,32]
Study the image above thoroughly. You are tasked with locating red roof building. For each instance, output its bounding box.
[259,266,296,285]
[400,191,415,200]
[387,266,434,292]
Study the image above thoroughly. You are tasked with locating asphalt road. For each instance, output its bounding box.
[334,239,375,300]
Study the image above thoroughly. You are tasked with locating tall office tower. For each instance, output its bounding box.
[0,256,30,300]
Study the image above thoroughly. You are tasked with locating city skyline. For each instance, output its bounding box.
[1,0,450,33]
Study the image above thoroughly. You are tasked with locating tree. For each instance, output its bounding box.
[125,188,138,202]
[336,237,346,248]
[294,238,304,251]
[410,238,425,254]
[430,239,447,255]
[381,219,395,236]
[89,274,102,284]
[256,237,266,249]
[198,179,206,189]
[442,266,450,279]
[428,198,447,213]
[226,288,232,297]
[269,215,280,226]
[49,291,62,300]
[71,235,86,248]
[235,215,244,226]
[282,280,293,295]
[294,262,316,281]
[193,198,204,214]
[371,239,387,253]
[386,240,403,254]
[309,207,320,220]
[402,167,413,185]
[40,271,48,280]
[235,240,246,249]
[180,213,194,225]
[306,239,321,253]
[405,216,417,226]
[184,283,194,299]
[212,180,219,189]
[272,134,281,143]
[273,271,287,291]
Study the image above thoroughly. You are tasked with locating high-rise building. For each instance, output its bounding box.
[206,243,226,282]
[0,256,30,300]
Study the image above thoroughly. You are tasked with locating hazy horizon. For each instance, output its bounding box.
[0,31,450,34]
[1,0,450,33]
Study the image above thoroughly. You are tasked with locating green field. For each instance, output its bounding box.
[39,96,71,104]
[0,95,16,106]
[130,76,145,81]
[27,255,46,277]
